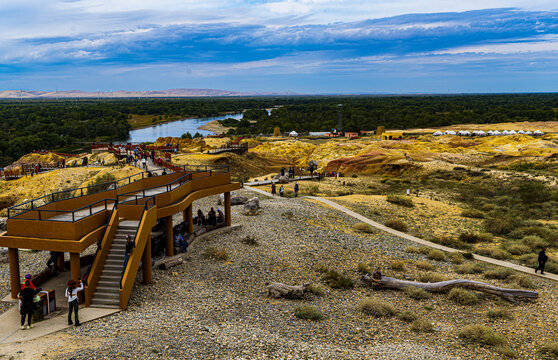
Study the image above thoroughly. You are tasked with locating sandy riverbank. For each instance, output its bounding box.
[198,120,232,134]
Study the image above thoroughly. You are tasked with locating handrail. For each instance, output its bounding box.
[116,172,194,200]
[119,205,157,309]
[13,198,118,221]
[85,209,119,306]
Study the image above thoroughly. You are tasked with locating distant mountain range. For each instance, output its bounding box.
[0,88,299,99]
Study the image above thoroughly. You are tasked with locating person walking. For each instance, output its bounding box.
[271,183,276,196]
[279,185,284,197]
[65,279,83,326]
[535,248,549,275]
[294,182,299,197]
[46,251,60,275]
[19,280,35,330]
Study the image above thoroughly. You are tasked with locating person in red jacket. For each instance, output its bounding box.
[20,274,36,290]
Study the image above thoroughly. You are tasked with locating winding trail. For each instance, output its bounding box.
[245,186,558,282]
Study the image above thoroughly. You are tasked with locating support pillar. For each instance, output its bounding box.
[165,216,174,256]
[8,248,20,299]
[70,253,81,282]
[57,252,65,272]
[142,236,152,284]
[224,192,231,226]
[184,204,193,234]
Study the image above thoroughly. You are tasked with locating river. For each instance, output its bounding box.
[125,113,243,143]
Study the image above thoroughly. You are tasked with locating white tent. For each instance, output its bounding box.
[508,130,517,135]
[458,130,471,136]
[433,131,443,136]
[492,130,502,136]
[502,130,510,135]
[289,130,298,137]
[487,130,494,136]
[477,130,486,136]
[517,130,526,134]
[534,130,544,136]
[525,131,533,135]
[445,130,457,135]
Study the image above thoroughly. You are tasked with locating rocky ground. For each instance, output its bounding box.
[0,189,556,359]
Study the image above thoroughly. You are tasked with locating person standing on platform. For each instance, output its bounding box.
[65,280,83,326]
[18,280,35,330]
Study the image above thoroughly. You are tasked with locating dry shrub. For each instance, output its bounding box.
[487,308,513,320]
[508,274,536,289]
[397,311,418,322]
[418,246,431,255]
[415,261,434,271]
[320,268,354,289]
[354,222,374,233]
[459,232,492,244]
[358,297,396,317]
[404,286,431,300]
[461,209,484,219]
[448,288,478,305]
[410,319,434,332]
[522,235,549,249]
[458,324,507,346]
[241,235,259,246]
[419,272,447,283]
[454,263,485,274]
[449,252,465,264]
[477,247,511,260]
[307,284,325,296]
[540,342,558,357]
[386,195,414,207]
[357,262,372,275]
[494,345,518,358]
[294,305,323,321]
[385,219,408,232]
[390,260,405,271]
[204,246,229,261]
[483,268,515,280]
[405,246,420,254]
[505,243,531,255]
[427,249,446,261]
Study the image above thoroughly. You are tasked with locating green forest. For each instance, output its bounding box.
[1,94,558,166]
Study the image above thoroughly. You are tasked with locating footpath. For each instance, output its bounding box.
[245,186,558,282]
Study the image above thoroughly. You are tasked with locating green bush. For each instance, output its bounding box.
[415,261,434,271]
[397,311,418,322]
[320,269,354,289]
[358,297,396,317]
[427,249,446,261]
[404,286,431,300]
[357,262,372,275]
[448,288,478,305]
[405,246,420,254]
[390,260,405,271]
[386,195,414,207]
[449,252,465,264]
[419,272,447,283]
[294,305,323,321]
[483,268,515,280]
[385,219,408,232]
[484,216,520,235]
[521,235,549,250]
[410,319,434,332]
[454,263,485,274]
[461,208,484,219]
[487,308,513,320]
[505,243,531,255]
[354,222,374,233]
[458,324,507,346]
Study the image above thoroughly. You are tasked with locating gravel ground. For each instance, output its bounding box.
[1,189,557,359]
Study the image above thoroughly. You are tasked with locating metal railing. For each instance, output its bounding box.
[120,203,150,289]
[13,198,117,221]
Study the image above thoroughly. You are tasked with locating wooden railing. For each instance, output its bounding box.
[85,209,119,306]
[119,205,157,309]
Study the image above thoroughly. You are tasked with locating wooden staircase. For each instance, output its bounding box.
[91,219,139,308]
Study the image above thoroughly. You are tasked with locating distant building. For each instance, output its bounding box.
[381,132,403,140]
[309,132,329,137]
[344,132,359,138]
[324,133,340,137]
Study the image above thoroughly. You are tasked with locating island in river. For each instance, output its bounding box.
[198,120,233,134]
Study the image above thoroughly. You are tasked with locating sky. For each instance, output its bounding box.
[1,0,558,93]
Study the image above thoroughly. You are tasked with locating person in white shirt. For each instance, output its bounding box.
[65,280,83,326]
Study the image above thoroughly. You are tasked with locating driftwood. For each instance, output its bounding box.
[362,271,538,303]
[155,255,184,270]
[267,282,310,299]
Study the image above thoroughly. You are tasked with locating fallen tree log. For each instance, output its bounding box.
[267,282,310,299]
[362,271,538,303]
[155,255,184,270]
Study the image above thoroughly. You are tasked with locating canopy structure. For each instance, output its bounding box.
[534,130,545,136]
[433,131,443,136]
[492,130,502,136]
[289,131,298,137]
[444,130,457,135]
[526,131,533,135]
[458,130,471,136]
[517,130,526,134]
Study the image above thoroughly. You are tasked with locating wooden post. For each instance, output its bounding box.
[70,253,81,282]
[224,192,231,226]
[142,236,152,284]
[57,252,65,272]
[8,248,20,299]
[185,204,193,234]
[165,216,173,256]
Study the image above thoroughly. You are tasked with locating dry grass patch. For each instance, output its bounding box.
[358,297,397,317]
[386,195,414,207]
[405,246,420,254]
[397,311,418,322]
[390,260,405,271]
[449,252,465,264]
[354,222,374,233]
[385,219,408,232]
[494,345,518,358]
[487,308,513,320]
[419,272,447,283]
[307,284,325,296]
[415,261,435,271]
[410,319,434,332]
[508,274,536,289]
[458,324,507,346]
[448,288,478,305]
[404,286,431,300]
[454,263,485,274]
[204,246,229,261]
[357,262,372,275]
[427,249,446,261]
[317,267,354,289]
[241,235,259,246]
[483,268,515,280]
[540,342,558,358]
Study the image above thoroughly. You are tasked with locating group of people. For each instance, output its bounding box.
[271,182,300,197]
[280,167,298,179]
[194,208,225,226]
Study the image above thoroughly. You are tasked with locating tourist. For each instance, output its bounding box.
[281,167,285,177]
[279,185,284,197]
[18,280,35,330]
[141,157,147,170]
[217,209,224,223]
[20,274,36,290]
[123,235,134,273]
[294,182,299,197]
[195,209,205,225]
[208,208,217,226]
[65,279,83,326]
[162,169,167,175]
[535,248,548,275]
[271,183,276,196]
[46,252,61,275]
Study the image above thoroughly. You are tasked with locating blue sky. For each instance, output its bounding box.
[1,0,558,93]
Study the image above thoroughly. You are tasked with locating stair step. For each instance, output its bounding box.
[102,269,123,276]
[105,259,122,266]
[100,276,121,282]
[91,303,119,309]
[92,298,119,306]
[98,281,120,288]
[95,292,119,299]
[97,285,119,292]
[105,264,123,269]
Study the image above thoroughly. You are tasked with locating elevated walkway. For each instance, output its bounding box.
[0,164,240,309]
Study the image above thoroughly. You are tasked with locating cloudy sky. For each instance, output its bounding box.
[1,0,558,93]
